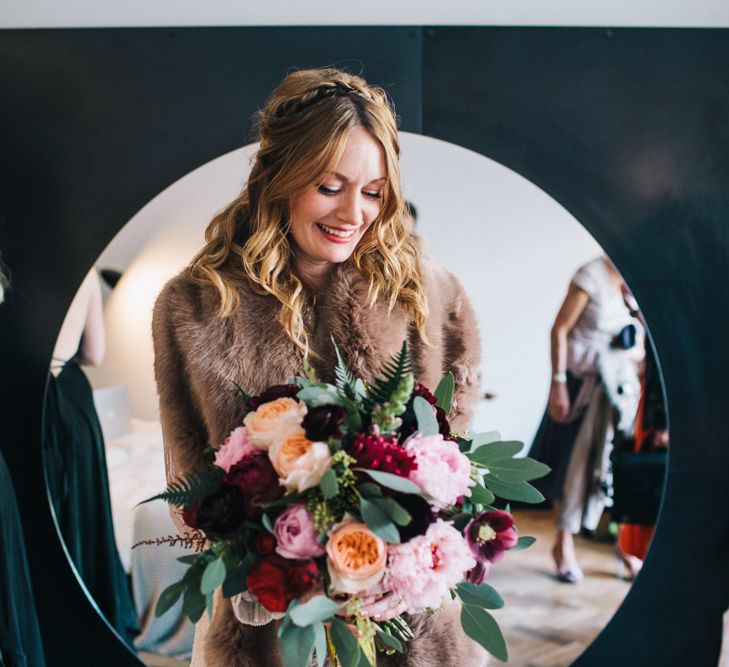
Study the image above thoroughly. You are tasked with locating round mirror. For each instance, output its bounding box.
[44,133,667,666]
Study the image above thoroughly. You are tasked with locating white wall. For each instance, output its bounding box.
[86,133,600,449]
[2,0,728,28]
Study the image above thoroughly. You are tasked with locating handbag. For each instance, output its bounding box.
[611,447,667,525]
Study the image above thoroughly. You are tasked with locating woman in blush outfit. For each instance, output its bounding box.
[152,68,486,666]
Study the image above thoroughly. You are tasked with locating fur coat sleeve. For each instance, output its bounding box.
[151,256,485,667]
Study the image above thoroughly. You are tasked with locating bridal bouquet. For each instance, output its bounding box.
[145,342,548,666]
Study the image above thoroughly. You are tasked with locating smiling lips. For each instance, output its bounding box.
[316,222,358,243]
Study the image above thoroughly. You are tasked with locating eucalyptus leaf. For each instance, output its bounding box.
[320,469,339,500]
[314,622,328,667]
[469,431,502,448]
[376,629,403,653]
[468,441,524,466]
[373,496,412,526]
[177,554,200,565]
[456,582,505,610]
[361,469,421,494]
[452,512,474,531]
[297,385,345,407]
[512,535,537,551]
[201,557,227,596]
[433,372,455,414]
[360,496,400,543]
[460,604,508,661]
[289,596,342,627]
[485,457,551,483]
[330,617,365,667]
[357,483,383,498]
[262,513,275,534]
[413,395,439,436]
[470,484,496,506]
[482,476,545,504]
[155,581,184,618]
[279,622,316,667]
[222,553,254,598]
[182,585,206,624]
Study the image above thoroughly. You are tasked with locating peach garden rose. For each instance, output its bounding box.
[326,519,387,595]
[268,429,332,493]
[243,397,307,450]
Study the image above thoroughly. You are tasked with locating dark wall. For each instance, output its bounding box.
[0,26,727,666]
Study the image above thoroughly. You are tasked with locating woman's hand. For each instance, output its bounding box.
[354,591,407,622]
[548,381,570,423]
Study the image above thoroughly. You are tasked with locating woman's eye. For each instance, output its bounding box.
[363,191,383,200]
[318,185,340,196]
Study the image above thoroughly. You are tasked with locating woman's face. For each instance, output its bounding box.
[289,125,387,270]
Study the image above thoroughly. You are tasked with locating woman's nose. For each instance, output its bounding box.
[335,192,363,226]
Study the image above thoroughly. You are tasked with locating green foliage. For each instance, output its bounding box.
[314,623,328,667]
[413,395,439,436]
[456,582,505,610]
[512,536,537,551]
[289,596,342,627]
[482,476,545,504]
[360,469,420,494]
[433,372,455,414]
[376,628,403,653]
[330,617,366,667]
[460,604,508,662]
[155,581,185,618]
[222,553,254,598]
[332,337,365,401]
[484,457,550,483]
[363,341,413,412]
[279,621,317,667]
[140,467,223,508]
[319,469,339,500]
[468,440,524,466]
[201,557,227,596]
[360,496,400,543]
[232,380,251,402]
[470,483,496,506]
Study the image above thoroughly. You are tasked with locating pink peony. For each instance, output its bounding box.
[386,520,476,612]
[273,504,326,560]
[214,427,259,472]
[404,434,474,508]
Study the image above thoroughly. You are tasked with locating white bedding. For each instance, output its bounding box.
[104,418,167,572]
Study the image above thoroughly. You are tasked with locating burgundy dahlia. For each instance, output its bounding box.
[194,484,248,538]
[247,383,300,410]
[224,453,284,520]
[348,433,418,477]
[399,384,452,441]
[302,404,346,441]
[464,510,518,584]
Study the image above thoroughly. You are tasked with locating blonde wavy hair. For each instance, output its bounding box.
[190,67,428,355]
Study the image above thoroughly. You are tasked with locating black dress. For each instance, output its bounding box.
[43,360,139,647]
[0,452,46,667]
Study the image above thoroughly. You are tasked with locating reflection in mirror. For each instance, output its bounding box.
[46,133,667,666]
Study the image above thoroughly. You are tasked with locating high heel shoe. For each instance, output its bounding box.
[615,547,642,580]
[552,545,584,584]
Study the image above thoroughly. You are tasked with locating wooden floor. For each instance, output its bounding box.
[487,508,631,667]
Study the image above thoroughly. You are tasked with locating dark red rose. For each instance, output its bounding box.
[348,433,417,477]
[246,555,321,612]
[302,404,346,441]
[195,484,247,538]
[224,453,284,520]
[288,560,321,597]
[247,384,300,410]
[182,504,199,529]
[394,493,436,542]
[251,531,277,556]
[246,555,293,612]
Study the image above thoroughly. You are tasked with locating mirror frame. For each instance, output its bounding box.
[0,26,727,666]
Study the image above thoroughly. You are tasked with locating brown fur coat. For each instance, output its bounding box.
[152,255,486,666]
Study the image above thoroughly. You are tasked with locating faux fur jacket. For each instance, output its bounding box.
[151,255,486,667]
